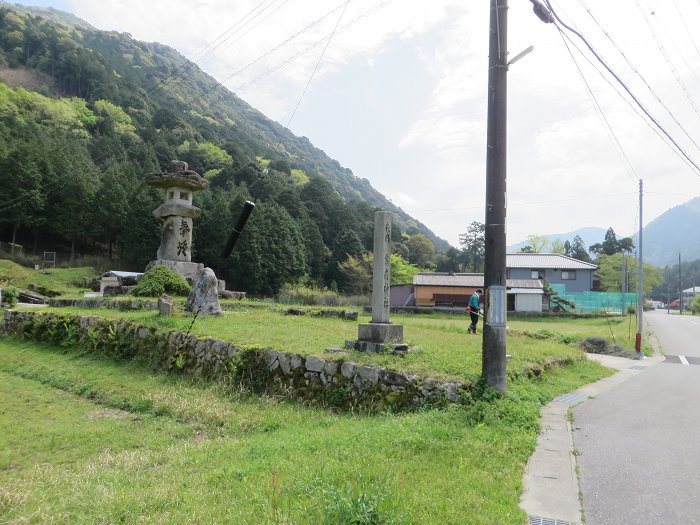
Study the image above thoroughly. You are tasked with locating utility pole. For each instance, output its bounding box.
[621,253,627,314]
[635,179,643,354]
[483,0,509,393]
[679,251,683,315]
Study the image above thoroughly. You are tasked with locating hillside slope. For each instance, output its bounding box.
[0,3,448,252]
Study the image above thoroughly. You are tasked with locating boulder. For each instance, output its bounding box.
[186,267,222,315]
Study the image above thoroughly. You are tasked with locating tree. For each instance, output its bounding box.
[523,234,549,253]
[406,233,436,269]
[595,253,662,294]
[391,253,421,284]
[589,227,634,256]
[569,235,592,262]
[337,253,372,295]
[459,221,484,272]
[436,247,463,273]
[550,238,565,255]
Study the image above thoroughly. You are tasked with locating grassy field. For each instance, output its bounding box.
[0,260,97,295]
[36,305,650,383]
[0,337,611,524]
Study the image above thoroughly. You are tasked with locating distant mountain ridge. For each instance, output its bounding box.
[633,196,700,267]
[507,198,700,268]
[507,227,608,254]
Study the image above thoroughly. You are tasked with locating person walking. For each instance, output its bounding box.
[467,289,483,334]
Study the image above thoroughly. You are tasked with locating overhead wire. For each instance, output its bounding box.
[276,0,352,151]
[633,0,700,118]
[554,16,640,183]
[0,0,397,214]
[143,0,281,99]
[543,0,700,176]
[548,12,700,176]
[576,0,700,154]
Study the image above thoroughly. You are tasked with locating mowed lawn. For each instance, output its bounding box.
[43,305,646,382]
[0,337,611,525]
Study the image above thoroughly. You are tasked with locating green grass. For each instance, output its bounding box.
[0,337,611,524]
[509,314,654,356]
[33,306,646,381]
[0,259,97,295]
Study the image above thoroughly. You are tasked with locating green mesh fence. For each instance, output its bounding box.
[550,284,638,313]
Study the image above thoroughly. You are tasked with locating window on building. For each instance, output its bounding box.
[531,270,544,279]
[561,270,576,280]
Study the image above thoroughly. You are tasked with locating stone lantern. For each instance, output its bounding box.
[145,160,208,282]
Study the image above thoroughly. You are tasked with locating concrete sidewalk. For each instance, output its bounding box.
[519,352,664,525]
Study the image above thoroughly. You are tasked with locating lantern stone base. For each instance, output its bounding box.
[146,259,204,284]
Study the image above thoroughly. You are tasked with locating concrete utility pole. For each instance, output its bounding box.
[483,0,509,393]
[635,179,643,354]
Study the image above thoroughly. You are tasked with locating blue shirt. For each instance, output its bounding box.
[469,292,480,310]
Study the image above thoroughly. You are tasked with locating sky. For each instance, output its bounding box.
[9,0,700,248]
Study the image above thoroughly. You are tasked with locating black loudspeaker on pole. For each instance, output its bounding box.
[221,201,255,258]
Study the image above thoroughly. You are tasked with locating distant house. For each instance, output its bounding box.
[681,286,700,307]
[412,273,545,312]
[506,253,598,292]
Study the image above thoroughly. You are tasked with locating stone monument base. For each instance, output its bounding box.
[357,322,403,343]
[345,340,409,355]
[146,259,204,283]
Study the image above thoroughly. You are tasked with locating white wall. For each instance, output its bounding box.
[515,294,543,313]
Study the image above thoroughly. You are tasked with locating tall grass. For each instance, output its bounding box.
[0,337,611,524]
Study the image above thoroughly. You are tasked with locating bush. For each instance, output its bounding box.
[131,266,191,297]
[1,286,19,307]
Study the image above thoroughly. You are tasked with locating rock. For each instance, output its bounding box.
[340,362,357,379]
[378,370,408,386]
[357,365,379,384]
[186,267,222,315]
[278,353,291,375]
[323,361,339,376]
[305,356,325,372]
[290,354,303,371]
[158,294,174,316]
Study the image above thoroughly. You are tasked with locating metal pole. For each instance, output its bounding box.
[679,251,683,315]
[635,179,643,354]
[483,0,508,393]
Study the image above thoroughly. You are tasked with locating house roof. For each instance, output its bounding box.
[506,253,598,270]
[683,286,700,294]
[413,274,543,292]
[413,273,483,287]
[103,271,144,278]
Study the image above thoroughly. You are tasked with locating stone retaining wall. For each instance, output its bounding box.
[0,310,470,411]
[48,298,160,310]
[49,299,358,320]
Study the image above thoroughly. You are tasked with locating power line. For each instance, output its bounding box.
[554,18,639,183]
[576,0,700,154]
[144,0,284,100]
[549,13,700,176]
[633,0,700,119]
[276,0,352,151]
[542,0,700,176]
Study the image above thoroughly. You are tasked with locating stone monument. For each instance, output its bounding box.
[145,160,208,282]
[346,211,405,352]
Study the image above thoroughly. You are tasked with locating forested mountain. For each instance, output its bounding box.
[633,197,700,267]
[0,4,448,294]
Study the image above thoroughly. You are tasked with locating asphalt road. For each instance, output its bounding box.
[573,310,700,525]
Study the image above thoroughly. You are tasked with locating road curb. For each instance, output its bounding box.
[520,350,663,524]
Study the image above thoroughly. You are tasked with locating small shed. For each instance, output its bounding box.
[100,271,143,295]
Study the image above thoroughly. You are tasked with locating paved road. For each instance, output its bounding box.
[573,310,700,525]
